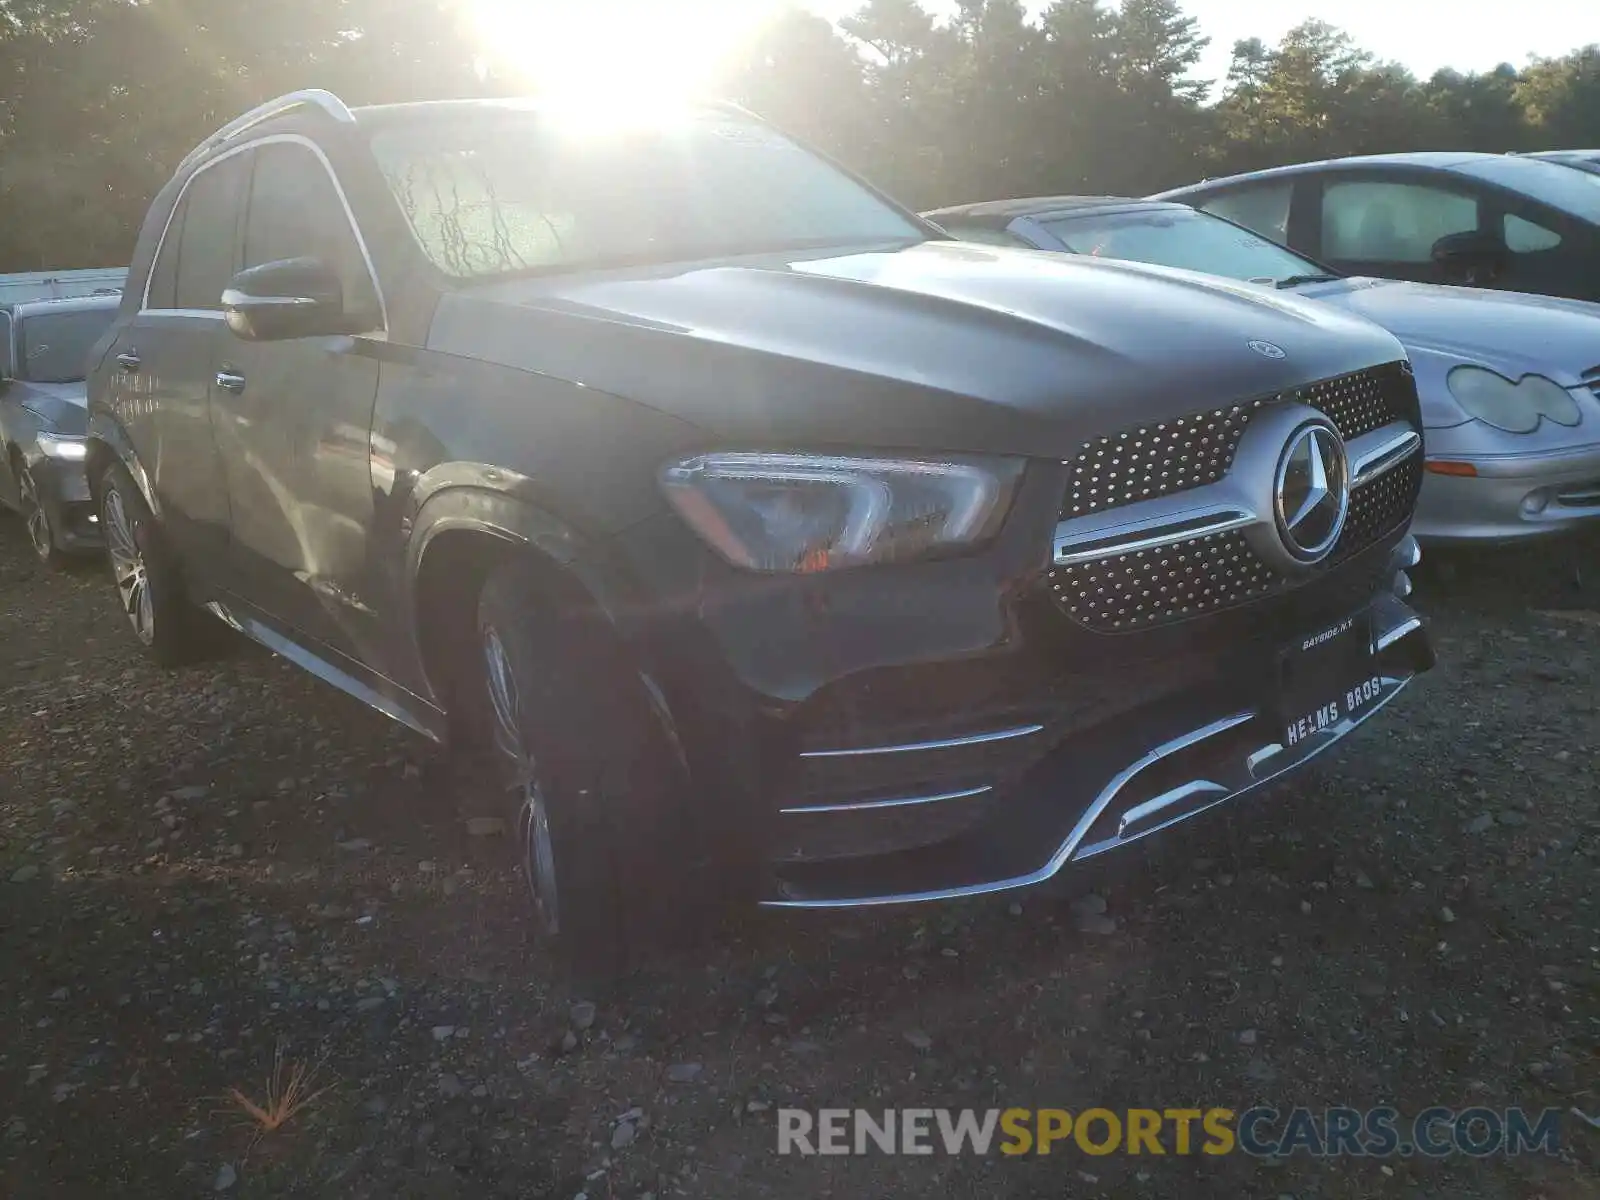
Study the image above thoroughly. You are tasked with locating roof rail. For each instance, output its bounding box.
[177,89,356,173]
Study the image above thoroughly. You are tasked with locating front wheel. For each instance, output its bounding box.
[473,558,700,977]
[16,461,68,569]
[97,461,215,666]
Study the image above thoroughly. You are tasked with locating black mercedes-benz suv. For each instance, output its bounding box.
[85,91,1433,969]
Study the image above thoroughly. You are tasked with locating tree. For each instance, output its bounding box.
[5,2,1600,272]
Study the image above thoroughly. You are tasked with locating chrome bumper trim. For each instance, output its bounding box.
[765,604,1430,909]
[1117,779,1230,837]
[779,785,993,815]
[798,724,1043,759]
[765,712,1254,908]
[1374,615,1424,655]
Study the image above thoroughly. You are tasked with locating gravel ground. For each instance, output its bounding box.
[1,516,1596,1200]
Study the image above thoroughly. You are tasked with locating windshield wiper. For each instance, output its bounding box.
[1274,273,1341,289]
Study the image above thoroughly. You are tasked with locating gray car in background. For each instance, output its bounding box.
[925,197,1600,545]
[0,294,119,563]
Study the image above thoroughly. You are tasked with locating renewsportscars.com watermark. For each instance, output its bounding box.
[776,1106,1570,1158]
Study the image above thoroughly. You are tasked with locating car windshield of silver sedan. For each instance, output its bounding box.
[1043,208,1336,288]
[369,108,929,279]
[18,308,116,384]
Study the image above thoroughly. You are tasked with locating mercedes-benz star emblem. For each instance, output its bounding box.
[1248,340,1287,359]
[1274,420,1350,563]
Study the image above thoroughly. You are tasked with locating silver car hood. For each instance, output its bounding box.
[13,380,88,429]
[1294,277,1600,384]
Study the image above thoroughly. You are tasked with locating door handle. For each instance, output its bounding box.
[215,369,246,394]
[116,351,141,371]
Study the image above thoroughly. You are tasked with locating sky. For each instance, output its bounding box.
[806,0,1591,88]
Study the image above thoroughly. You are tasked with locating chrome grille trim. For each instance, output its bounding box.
[1053,500,1254,565]
[798,724,1044,759]
[1052,418,1421,569]
[779,784,993,815]
[1349,423,1423,488]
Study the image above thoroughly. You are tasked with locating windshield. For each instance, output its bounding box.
[18,307,115,384]
[1042,207,1327,284]
[368,108,927,280]
[1456,156,1600,220]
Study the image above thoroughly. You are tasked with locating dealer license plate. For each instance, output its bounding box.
[1278,612,1382,747]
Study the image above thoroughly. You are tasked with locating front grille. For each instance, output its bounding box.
[1337,453,1422,550]
[1297,360,1414,439]
[1064,402,1263,516]
[1060,361,1417,522]
[1582,364,1600,399]
[1051,361,1421,633]
[1048,530,1278,630]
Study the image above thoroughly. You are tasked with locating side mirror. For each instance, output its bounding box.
[1430,231,1508,286]
[222,257,348,341]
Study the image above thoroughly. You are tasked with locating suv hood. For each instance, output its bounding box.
[1293,276,1600,384]
[433,241,1405,458]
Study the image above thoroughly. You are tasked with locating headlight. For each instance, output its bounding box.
[661,451,1023,572]
[36,432,88,460]
[1446,366,1581,434]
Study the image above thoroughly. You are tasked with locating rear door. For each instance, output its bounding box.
[1482,194,1600,302]
[100,153,246,577]
[211,137,385,660]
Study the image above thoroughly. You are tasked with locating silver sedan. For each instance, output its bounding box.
[925,196,1600,545]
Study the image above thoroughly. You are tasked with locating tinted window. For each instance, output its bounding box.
[174,155,248,310]
[18,307,117,383]
[1504,213,1563,252]
[147,199,185,309]
[1044,208,1324,283]
[244,142,378,315]
[1321,180,1479,263]
[1200,183,1293,244]
[369,109,925,279]
[1456,156,1600,221]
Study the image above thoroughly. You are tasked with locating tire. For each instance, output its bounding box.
[14,458,68,570]
[97,460,216,666]
[472,558,699,978]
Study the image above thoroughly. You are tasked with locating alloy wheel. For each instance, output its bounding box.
[102,485,153,645]
[483,624,561,934]
[17,466,52,561]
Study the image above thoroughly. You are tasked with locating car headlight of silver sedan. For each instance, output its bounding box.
[35,432,89,460]
[1446,366,1581,434]
[661,451,1023,572]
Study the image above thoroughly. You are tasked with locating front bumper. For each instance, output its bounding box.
[24,450,101,553]
[762,584,1429,907]
[609,485,1431,908]
[1413,440,1600,544]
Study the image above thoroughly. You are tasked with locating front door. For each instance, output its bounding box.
[100,152,246,582]
[210,137,385,662]
[1312,174,1484,285]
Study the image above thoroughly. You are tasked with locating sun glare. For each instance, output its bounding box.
[469,0,775,114]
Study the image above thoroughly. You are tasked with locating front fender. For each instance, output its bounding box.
[404,478,653,642]
[85,410,159,516]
